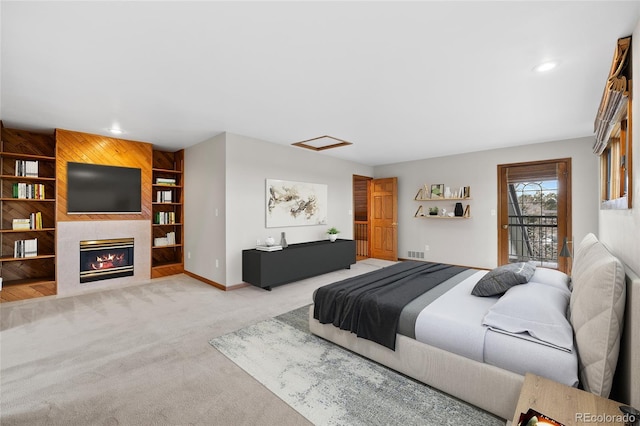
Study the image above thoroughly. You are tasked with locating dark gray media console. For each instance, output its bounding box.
[242,239,356,290]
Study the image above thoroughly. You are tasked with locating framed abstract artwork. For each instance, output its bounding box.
[266,179,328,228]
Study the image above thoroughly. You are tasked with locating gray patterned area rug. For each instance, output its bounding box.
[209,305,504,426]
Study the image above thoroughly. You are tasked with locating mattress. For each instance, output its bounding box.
[412,270,578,386]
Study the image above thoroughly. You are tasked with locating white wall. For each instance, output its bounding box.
[186,132,600,285]
[374,136,598,269]
[185,132,373,287]
[184,133,226,284]
[599,19,640,275]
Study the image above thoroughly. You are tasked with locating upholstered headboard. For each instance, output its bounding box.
[569,233,639,409]
[569,234,626,397]
[611,266,640,409]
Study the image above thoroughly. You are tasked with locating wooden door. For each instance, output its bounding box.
[370,177,398,261]
[498,159,571,273]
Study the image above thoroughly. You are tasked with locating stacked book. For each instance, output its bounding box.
[256,245,283,252]
[12,212,43,230]
[12,182,46,199]
[155,211,176,224]
[154,231,176,247]
[156,190,173,203]
[14,238,38,258]
[15,160,38,177]
[156,177,176,186]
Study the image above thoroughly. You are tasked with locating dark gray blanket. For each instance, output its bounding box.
[313,261,467,350]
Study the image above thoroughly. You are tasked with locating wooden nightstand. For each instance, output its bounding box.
[512,373,630,425]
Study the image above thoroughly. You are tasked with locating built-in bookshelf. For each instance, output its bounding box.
[0,123,57,302]
[151,149,184,278]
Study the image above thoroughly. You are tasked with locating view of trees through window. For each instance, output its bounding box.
[508,180,559,267]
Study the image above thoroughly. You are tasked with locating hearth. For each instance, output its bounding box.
[80,238,134,283]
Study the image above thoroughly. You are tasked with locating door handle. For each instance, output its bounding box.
[502,224,508,229]
[392,223,398,226]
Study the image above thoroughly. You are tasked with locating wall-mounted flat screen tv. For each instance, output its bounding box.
[67,162,142,214]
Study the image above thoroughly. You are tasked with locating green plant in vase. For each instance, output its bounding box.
[327,227,340,242]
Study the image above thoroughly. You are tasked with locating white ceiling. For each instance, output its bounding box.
[2,1,639,166]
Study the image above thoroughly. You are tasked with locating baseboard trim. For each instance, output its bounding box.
[183,270,249,291]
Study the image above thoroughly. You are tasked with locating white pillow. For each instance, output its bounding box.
[529,267,571,292]
[570,233,599,289]
[569,238,626,397]
[482,282,573,352]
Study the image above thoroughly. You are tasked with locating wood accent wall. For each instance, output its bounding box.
[56,129,153,222]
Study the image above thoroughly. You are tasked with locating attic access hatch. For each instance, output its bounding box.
[291,135,353,151]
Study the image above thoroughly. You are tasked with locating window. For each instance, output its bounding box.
[595,36,632,210]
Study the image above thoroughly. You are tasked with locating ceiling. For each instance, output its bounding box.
[2,1,639,166]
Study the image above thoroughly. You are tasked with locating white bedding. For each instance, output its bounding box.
[414,271,493,362]
[413,270,579,386]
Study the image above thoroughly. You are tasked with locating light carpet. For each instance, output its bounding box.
[210,305,504,426]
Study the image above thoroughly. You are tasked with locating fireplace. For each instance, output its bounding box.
[80,238,134,283]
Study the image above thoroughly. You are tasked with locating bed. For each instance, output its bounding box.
[309,233,640,420]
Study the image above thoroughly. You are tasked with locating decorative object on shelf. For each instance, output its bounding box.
[280,232,288,248]
[454,202,464,217]
[414,184,472,219]
[266,179,328,228]
[430,184,444,199]
[327,227,340,242]
[265,236,276,246]
[256,245,283,252]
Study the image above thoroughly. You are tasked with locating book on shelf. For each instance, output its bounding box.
[12,218,31,230]
[256,245,283,252]
[30,211,43,229]
[11,212,43,230]
[154,232,176,247]
[155,211,176,225]
[14,238,38,258]
[156,190,173,203]
[12,182,45,199]
[154,237,169,247]
[14,160,38,177]
[166,231,176,245]
[155,177,177,185]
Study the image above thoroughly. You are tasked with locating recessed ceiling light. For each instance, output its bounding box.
[533,61,558,73]
[108,128,123,135]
